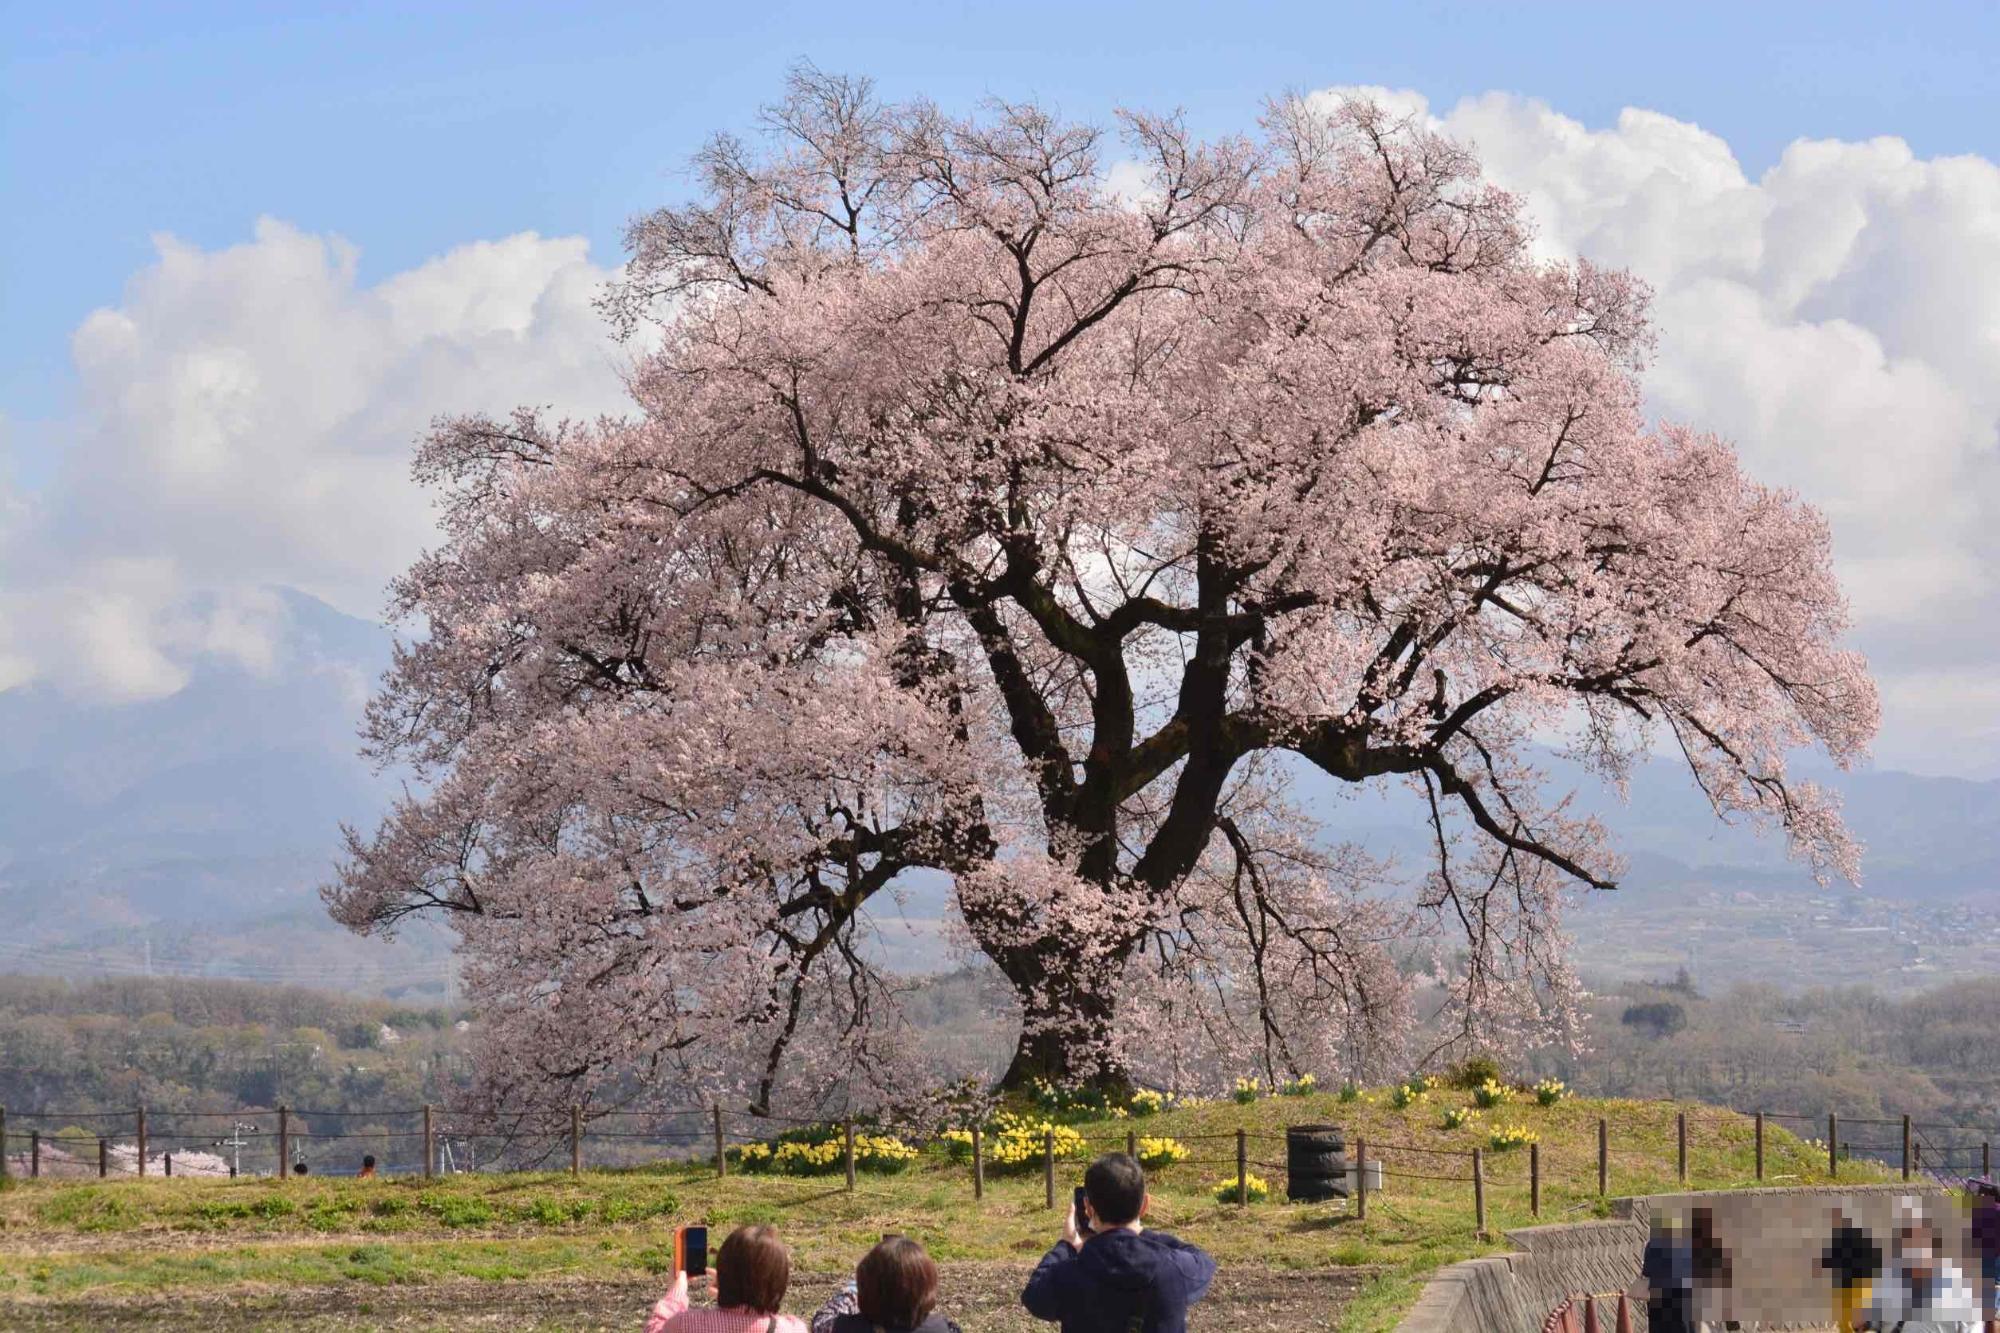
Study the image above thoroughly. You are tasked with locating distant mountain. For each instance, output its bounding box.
[0,589,453,997]
[0,589,1991,995]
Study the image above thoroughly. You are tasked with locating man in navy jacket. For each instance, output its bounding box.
[1022,1153,1217,1333]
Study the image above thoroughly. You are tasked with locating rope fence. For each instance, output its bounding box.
[2,1099,1991,1229]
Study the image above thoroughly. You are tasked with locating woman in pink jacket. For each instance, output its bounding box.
[645,1225,808,1333]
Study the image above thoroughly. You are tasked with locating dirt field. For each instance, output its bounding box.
[0,1262,1367,1330]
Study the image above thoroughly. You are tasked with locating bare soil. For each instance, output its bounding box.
[0,1262,1368,1330]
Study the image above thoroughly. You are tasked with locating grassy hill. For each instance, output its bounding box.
[0,1088,1895,1332]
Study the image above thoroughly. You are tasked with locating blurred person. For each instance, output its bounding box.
[1021,1153,1215,1333]
[1821,1203,1883,1333]
[1968,1179,2000,1331]
[1690,1206,1738,1331]
[357,1154,377,1179]
[1862,1209,1978,1333]
[811,1235,960,1333]
[1635,1210,1695,1333]
[648,1224,807,1333]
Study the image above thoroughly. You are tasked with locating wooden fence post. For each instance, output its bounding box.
[164,1152,172,1177]
[137,1106,148,1177]
[971,1125,984,1200]
[1901,1114,1912,1180]
[1828,1112,1838,1178]
[1042,1129,1055,1209]
[98,1137,108,1178]
[1473,1147,1487,1238]
[843,1120,856,1192]
[1355,1135,1367,1222]
[1530,1140,1540,1217]
[1127,1129,1137,1159]
[1984,1141,1991,1179]
[422,1104,434,1180]
[1676,1111,1687,1183]
[1235,1128,1247,1205]
[31,1129,40,1178]
[0,1106,7,1186]
[277,1105,290,1180]
[1754,1111,1765,1181]
[711,1107,724,1179]
[571,1105,583,1178]
[1597,1118,1608,1196]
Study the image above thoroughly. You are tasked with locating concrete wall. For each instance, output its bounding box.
[1395,1183,1964,1333]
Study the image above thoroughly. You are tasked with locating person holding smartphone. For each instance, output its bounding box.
[1021,1152,1216,1333]
[646,1224,807,1333]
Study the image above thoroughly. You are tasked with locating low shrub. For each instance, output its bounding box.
[1489,1124,1539,1152]
[1134,1136,1188,1169]
[1279,1073,1318,1097]
[1533,1078,1568,1107]
[1128,1089,1165,1118]
[1232,1076,1262,1105]
[1441,1105,1479,1131]
[1446,1055,1505,1090]
[1472,1078,1509,1109]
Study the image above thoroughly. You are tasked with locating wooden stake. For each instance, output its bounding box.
[137,1106,148,1177]
[1473,1147,1487,1237]
[843,1119,856,1192]
[1828,1112,1838,1179]
[1902,1114,1912,1180]
[1754,1111,1765,1181]
[1676,1111,1687,1183]
[1127,1129,1137,1159]
[711,1106,723,1180]
[1597,1118,1608,1196]
[98,1137,108,1178]
[1042,1129,1055,1209]
[277,1105,290,1180]
[1530,1140,1540,1217]
[1235,1128,1247,1205]
[1355,1135,1368,1222]
[972,1125,984,1200]
[31,1129,40,1178]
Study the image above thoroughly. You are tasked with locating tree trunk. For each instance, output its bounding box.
[986,930,1144,1097]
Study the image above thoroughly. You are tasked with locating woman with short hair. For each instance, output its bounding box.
[811,1235,959,1333]
[647,1224,807,1333]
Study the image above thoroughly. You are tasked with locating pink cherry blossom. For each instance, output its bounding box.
[327,68,1877,1109]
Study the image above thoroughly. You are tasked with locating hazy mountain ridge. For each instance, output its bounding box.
[0,588,1992,995]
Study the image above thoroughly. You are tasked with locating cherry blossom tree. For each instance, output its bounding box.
[327,69,1877,1111]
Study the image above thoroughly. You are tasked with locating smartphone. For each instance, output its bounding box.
[676,1225,709,1277]
[1072,1186,1092,1235]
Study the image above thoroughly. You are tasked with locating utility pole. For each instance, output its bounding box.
[221,1122,256,1179]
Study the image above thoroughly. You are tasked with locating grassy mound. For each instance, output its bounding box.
[0,1090,1891,1331]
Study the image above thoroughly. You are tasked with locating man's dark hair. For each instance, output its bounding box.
[1084,1152,1146,1227]
[857,1234,939,1330]
[292,1161,308,1176]
[361,1154,376,1170]
[716,1224,791,1315]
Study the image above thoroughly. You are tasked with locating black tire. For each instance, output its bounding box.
[1290,1147,1349,1175]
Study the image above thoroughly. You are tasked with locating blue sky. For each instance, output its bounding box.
[6,0,1999,436]
[4,1,2000,776]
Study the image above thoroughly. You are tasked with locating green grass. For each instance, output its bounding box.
[0,1091,1893,1330]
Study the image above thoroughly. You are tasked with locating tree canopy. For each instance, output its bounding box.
[327,69,1877,1114]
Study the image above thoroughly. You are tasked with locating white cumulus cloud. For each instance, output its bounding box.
[1308,86,2000,778]
[0,219,632,702]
